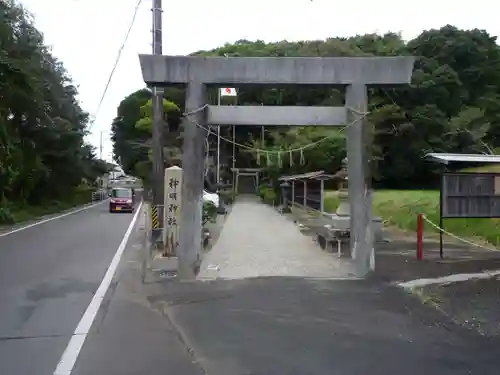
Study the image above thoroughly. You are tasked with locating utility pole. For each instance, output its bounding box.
[99,130,104,160]
[151,0,164,241]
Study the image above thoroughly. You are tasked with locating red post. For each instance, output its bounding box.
[416,213,423,260]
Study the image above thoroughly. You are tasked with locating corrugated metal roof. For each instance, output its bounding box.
[315,174,336,180]
[279,170,325,181]
[424,153,500,165]
[278,171,337,181]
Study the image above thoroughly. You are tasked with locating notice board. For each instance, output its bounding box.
[442,172,500,218]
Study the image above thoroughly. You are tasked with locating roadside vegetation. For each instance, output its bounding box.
[0,1,110,225]
[1,186,94,224]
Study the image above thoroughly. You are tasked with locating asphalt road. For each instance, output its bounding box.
[0,200,139,375]
[2,197,499,375]
[148,278,500,375]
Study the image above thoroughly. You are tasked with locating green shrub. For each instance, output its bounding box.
[219,189,235,205]
[0,206,14,224]
[71,185,93,205]
[3,185,93,225]
[202,201,218,225]
[258,184,267,199]
[259,185,277,205]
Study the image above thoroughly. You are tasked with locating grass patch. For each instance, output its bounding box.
[410,287,443,308]
[324,189,500,247]
[0,186,94,225]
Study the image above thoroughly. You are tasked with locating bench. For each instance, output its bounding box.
[314,224,351,258]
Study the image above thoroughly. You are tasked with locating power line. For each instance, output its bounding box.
[91,0,143,125]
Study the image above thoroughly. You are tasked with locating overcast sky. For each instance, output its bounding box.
[20,0,498,162]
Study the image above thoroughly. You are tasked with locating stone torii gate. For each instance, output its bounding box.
[139,54,415,279]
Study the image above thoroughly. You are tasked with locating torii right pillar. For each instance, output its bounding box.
[346,84,373,276]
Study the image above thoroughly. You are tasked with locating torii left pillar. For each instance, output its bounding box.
[178,81,207,279]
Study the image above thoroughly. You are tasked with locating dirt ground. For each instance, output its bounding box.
[415,276,500,337]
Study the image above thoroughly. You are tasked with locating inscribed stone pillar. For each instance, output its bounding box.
[163,166,183,257]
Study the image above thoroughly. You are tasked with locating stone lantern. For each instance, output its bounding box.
[329,157,385,243]
[279,181,291,213]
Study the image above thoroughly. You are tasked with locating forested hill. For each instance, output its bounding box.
[111,25,500,189]
[1,1,108,223]
[193,27,500,187]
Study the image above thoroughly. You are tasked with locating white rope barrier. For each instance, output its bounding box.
[421,214,499,252]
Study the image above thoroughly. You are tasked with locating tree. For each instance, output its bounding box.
[0,0,105,221]
[110,88,182,186]
[112,26,500,189]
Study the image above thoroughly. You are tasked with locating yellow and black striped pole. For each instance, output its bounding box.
[151,205,159,229]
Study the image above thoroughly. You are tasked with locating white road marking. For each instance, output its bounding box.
[53,201,143,375]
[0,200,107,237]
[397,269,500,289]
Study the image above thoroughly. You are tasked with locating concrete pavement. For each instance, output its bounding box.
[199,197,357,280]
[147,277,500,375]
[0,200,141,375]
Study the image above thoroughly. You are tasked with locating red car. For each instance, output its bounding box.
[109,188,134,213]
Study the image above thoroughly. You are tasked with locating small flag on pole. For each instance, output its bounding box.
[220,87,237,97]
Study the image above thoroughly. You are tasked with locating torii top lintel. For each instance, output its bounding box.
[138,55,415,86]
